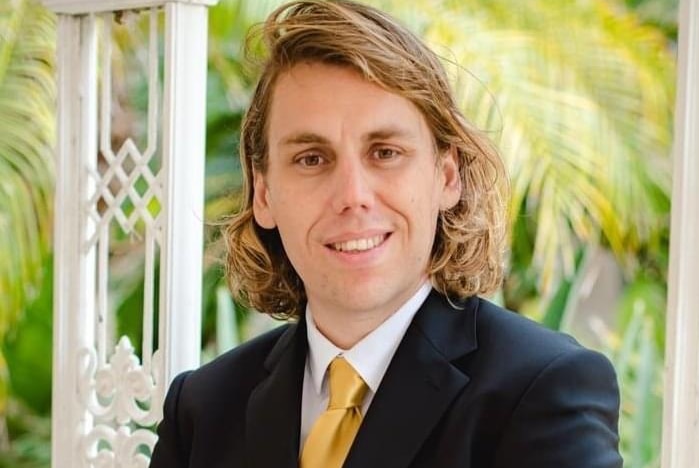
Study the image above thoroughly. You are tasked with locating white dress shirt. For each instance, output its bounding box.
[299,281,432,449]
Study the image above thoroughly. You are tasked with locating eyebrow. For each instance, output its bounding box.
[365,126,414,141]
[280,132,331,146]
[279,126,416,147]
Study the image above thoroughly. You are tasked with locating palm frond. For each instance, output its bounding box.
[384,0,674,299]
[0,0,55,332]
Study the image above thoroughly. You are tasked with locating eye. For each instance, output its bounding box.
[295,153,326,167]
[372,147,401,161]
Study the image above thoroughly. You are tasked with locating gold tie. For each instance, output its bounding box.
[300,357,368,468]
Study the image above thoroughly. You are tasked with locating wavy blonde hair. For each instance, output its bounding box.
[225,0,508,318]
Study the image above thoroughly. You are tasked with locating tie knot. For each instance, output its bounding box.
[327,357,368,410]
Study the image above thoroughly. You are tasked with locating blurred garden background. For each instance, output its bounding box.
[0,0,678,466]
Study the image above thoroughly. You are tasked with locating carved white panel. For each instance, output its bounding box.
[78,339,160,426]
[57,8,168,466]
[44,0,217,14]
[78,338,162,467]
[48,1,213,467]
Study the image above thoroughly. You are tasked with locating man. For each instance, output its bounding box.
[150,1,622,467]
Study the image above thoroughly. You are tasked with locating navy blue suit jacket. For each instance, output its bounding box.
[150,290,622,467]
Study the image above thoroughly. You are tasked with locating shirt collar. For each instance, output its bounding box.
[305,281,432,395]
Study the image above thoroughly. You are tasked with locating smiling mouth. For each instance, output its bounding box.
[328,234,389,253]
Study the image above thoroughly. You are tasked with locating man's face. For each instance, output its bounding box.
[253,62,461,320]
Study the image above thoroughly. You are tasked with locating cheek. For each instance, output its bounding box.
[275,210,305,243]
[271,190,317,244]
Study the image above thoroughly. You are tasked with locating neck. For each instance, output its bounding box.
[307,280,428,349]
[311,309,387,350]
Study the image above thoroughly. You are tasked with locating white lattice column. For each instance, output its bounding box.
[51,12,99,468]
[160,1,211,386]
[44,1,217,467]
[662,0,699,466]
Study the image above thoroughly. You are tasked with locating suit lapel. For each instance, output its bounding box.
[245,319,307,468]
[344,291,479,468]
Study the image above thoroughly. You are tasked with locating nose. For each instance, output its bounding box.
[330,155,375,213]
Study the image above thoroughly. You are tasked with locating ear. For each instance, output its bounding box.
[252,170,277,229]
[439,145,462,210]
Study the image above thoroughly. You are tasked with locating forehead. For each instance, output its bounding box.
[266,62,433,147]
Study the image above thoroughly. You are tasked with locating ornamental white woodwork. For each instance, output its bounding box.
[45,1,215,466]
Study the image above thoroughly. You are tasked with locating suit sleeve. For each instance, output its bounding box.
[493,347,622,468]
[149,371,193,468]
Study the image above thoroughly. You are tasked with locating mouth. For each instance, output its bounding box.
[327,233,390,253]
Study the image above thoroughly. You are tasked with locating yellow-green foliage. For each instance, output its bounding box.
[0,0,55,417]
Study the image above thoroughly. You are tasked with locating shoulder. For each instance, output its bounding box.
[459,297,618,393]
[474,297,602,362]
[199,322,290,374]
[469,300,622,466]
[151,322,299,466]
[458,299,621,466]
[176,322,293,407]
[414,290,613,375]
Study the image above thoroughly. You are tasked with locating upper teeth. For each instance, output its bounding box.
[332,235,385,252]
